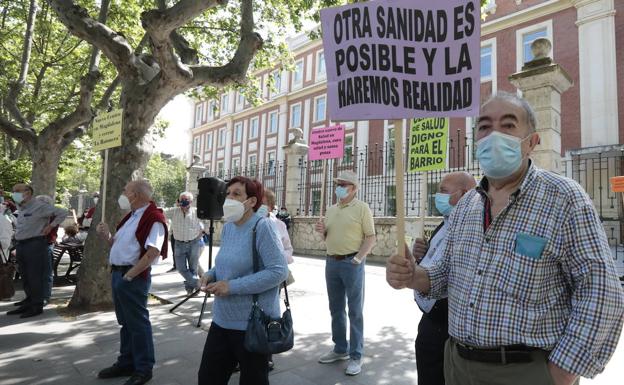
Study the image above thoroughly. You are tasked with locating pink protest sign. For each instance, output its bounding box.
[320,0,481,120]
[309,124,346,161]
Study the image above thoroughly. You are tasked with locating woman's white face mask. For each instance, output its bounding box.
[222,198,249,222]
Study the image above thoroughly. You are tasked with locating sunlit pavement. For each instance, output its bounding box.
[0,249,622,385]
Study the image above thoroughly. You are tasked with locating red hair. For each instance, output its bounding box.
[226,176,264,211]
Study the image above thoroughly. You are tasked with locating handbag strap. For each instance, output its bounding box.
[251,218,290,309]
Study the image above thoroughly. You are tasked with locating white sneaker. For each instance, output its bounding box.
[345,359,361,376]
[318,350,350,364]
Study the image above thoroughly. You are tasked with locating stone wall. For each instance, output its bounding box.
[203,216,444,263]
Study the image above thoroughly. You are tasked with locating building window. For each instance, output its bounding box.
[193,137,200,155]
[248,154,257,176]
[481,45,492,80]
[207,100,216,120]
[290,104,301,128]
[194,103,203,127]
[387,121,395,171]
[232,158,240,174]
[249,117,259,138]
[268,111,279,133]
[342,134,354,165]
[516,21,552,70]
[316,51,326,80]
[271,70,282,97]
[233,122,243,143]
[522,28,547,63]
[205,133,213,151]
[292,59,304,89]
[314,95,326,122]
[217,161,225,178]
[267,151,276,176]
[218,128,226,147]
[237,92,245,107]
[312,190,321,216]
[220,93,229,113]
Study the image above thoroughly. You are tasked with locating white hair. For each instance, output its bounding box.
[179,191,194,201]
[132,180,154,199]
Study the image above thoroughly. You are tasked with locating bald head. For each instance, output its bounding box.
[123,179,153,210]
[439,172,476,206]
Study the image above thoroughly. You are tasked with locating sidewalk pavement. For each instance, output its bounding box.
[1,250,622,385]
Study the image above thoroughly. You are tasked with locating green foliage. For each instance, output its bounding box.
[56,139,102,197]
[145,153,187,207]
[0,158,32,191]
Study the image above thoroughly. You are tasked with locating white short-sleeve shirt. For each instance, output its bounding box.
[109,204,165,266]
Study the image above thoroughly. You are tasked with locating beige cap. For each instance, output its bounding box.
[334,170,359,189]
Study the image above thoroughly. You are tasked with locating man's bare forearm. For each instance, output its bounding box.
[125,246,159,279]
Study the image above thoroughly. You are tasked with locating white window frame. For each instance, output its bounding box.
[315,50,326,81]
[218,128,226,147]
[480,37,497,92]
[270,70,282,98]
[220,93,230,114]
[515,20,553,71]
[236,92,245,109]
[249,117,259,138]
[313,95,326,123]
[267,151,276,176]
[290,103,302,128]
[194,103,203,127]
[207,100,215,120]
[268,110,279,134]
[232,158,240,173]
[217,161,225,177]
[292,59,304,89]
[233,122,243,144]
[193,137,201,154]
[248,154,257,176]
[205,132,213,151]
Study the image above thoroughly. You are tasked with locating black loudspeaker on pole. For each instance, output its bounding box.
[170,177,226,327]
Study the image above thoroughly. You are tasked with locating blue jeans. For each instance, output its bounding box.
[174,239,201,291]
[111,270,154,375]
[325,256,365,360]
[44,244,53,301]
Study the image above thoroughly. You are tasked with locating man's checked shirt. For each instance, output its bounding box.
[424,162,624,377]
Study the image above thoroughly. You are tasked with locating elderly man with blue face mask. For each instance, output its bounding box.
[386,92,623,385]
[410,172,476,385]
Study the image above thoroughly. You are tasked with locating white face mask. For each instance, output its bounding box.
[118,194,131,210]
[93,197,99,205]
[222,198,247,222]
[256,204,269,217]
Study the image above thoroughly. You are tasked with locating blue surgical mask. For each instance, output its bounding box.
[476,131,529,179]
[12,192,24,205]
[435,193,455,216]
[256,204,269,217]
[335,186,349,200]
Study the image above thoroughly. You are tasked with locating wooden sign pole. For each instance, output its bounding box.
[394,119,405,257]
[101,149,109,223]
[419,171,428,238]
[320,159,328,217]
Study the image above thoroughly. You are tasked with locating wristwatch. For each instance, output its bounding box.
[123,274,133,282]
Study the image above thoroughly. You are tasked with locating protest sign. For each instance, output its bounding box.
[409,117,449,172]
[320,0,480,120]
[309,124,346,161]
[92,109,123,151]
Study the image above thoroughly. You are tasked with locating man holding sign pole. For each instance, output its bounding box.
[386,93,624,385]
[315,171,375,376]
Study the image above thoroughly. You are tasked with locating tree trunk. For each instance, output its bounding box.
[30,141,62,198]
[69,86,170,310]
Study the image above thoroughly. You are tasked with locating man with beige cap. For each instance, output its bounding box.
[315,170,376,376]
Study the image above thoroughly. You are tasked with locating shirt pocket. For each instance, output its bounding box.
[514,232,548,260]
[496,249,556,305]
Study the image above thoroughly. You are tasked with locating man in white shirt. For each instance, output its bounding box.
[411,172,475,385]
[96,180,168,385]
[165,191,204,295]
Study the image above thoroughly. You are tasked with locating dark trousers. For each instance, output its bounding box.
[111,270,154,375]
[415,300,449,385]
[198,323,269,385]
[15,237,48,309]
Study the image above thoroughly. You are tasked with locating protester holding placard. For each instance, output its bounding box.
[410,172,475,385]
[315,170,376,376]
[386,93,624,385]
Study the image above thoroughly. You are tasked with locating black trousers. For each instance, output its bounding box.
[15,237,48,309]
[415,303,449,385]
[198,323,269,385]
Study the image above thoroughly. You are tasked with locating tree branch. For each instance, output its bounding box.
[97,76,121,111]
[188,0,262,89]
[88,0,110,72]
[47,0,138,80]
[0,115,36,146]
[142,0,227,41]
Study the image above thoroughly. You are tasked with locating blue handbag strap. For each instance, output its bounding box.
[251,218,290,309]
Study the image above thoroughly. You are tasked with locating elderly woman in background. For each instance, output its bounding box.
[198,176,288,385]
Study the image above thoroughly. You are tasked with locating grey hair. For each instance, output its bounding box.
[132,179,154,199]
[179,191,194,201]
[36,195,54,205]
[482,91,537,133]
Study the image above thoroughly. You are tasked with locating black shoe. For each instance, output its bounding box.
[123,372,152,385]
[97,364,134,379]
[19,308,43,318]
[13,299,29,306]
[7,306,29,315]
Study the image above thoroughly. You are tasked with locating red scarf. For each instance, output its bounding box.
[116,201,169,277]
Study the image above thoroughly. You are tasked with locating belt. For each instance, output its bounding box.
[452,338,547,365]
[176,238,197,243]
[328,252,357,260]
[16,236,46,244]
[110,264,133,272]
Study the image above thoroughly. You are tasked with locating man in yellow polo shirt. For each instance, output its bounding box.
[315,170,376,376]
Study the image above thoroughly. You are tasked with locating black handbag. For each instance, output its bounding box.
[243,219,294,355]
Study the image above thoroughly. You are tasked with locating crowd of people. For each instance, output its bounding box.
[2,93,623,385]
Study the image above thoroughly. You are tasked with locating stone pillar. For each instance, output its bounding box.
[571,0,619,147]
[509,38,573,173]
[283,135,308,216]
[186,154,206,200]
